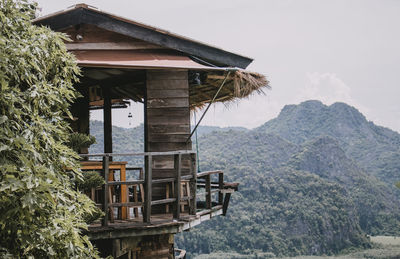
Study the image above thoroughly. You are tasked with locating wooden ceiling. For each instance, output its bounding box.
[78,68,146,109]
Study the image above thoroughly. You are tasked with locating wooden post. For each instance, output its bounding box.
[205,174,211,210]
[133,184,138,217]
[173,154,182,220]
[165,184,170,213]
[78,89,90,155]
[102,155,110,226]
[144,155,152,223]
[120,165,127,219]
[218,172,224,205]
[139,168,145,216]
[91,188,95,201]
[103,87,113,156]
[222,193,232,216]
[189,153,197,215]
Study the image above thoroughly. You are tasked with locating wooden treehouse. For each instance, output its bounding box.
[34,4,268,259]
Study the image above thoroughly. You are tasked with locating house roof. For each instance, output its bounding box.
[70,50,227,70]
[33,4,253,69]
[34,4,269,108]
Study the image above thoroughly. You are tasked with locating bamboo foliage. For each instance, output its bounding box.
[0,0,99,257]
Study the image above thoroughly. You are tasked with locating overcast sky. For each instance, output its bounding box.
[36,0,400,132]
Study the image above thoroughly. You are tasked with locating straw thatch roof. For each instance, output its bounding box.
[81,68,269,110]
[189,70,270,109]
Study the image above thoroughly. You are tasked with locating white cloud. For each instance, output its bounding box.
[298,72,353,105]
[294,72,370,114]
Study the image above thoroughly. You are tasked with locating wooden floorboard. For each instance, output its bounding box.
[87,206,223,239]
[89,212,193,229]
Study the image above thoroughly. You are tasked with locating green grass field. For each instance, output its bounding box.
[370,236,400,246]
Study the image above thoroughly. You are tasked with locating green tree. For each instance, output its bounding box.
[0,0,99,257]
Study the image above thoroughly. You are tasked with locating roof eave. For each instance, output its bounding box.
[33,7,253,69]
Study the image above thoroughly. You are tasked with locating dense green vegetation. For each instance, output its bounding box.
[0,0,99,257]
[89,100,400,257]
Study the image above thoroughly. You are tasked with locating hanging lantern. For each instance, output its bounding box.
[128,112,133,126]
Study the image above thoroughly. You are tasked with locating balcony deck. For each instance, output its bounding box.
[87,205,224,240]
[80,150,238,240]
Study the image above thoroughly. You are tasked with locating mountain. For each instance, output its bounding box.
[176,101,400,257]
[257,100,400,189]
[87,100,400,257]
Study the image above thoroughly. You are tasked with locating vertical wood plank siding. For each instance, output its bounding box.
[145,70,192,211]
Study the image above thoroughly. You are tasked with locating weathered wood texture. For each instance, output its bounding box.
[35,7,252,68]
[103,87,113,155]
[145,70,192,209]
[61,24,164,51]
[92,233,174,259]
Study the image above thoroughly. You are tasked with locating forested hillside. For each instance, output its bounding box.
[258,101,400,189]
[89,100,400,257]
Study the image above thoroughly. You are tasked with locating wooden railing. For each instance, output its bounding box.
[80,151,197,226]
[196,170,224,209]
[174,248,186,259]
[79,151,237,227]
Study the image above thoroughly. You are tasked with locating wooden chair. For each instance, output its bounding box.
[80,161,128,220]
[126,168,145,219]
[166,180,191,213]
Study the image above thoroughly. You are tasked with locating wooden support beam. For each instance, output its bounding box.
[173,154,182,219]
[109,202,142,207]
[205,175,211,210]
[144,155,152,223]
[189,153,197,215]
[102,155,110,226]
[218,172,224,205]
[144,76,149,153]
[222,193,232,216]
[66,42,164,50]
[120,165,127,219]
[197,170,223,178]
[151,198,176,206]
[103,87,113,155]
[132,184,138,218]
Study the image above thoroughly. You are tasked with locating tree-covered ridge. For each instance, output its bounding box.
[258,100,400,189]
[89,101,400,257]
[288,136,400,235]
[177,167,369,257]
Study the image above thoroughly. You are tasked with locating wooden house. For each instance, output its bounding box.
[34,4,268,258]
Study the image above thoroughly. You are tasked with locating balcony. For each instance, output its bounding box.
[79,150,238,240]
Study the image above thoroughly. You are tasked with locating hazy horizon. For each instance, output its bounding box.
[89,100,400,134]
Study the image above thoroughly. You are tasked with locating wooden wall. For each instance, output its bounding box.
[145,70,192,207]
[92,234,175,259]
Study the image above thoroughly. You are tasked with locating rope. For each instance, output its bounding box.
[186,71,231,142]
[186,70,236,172]
[194,111,201,172]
